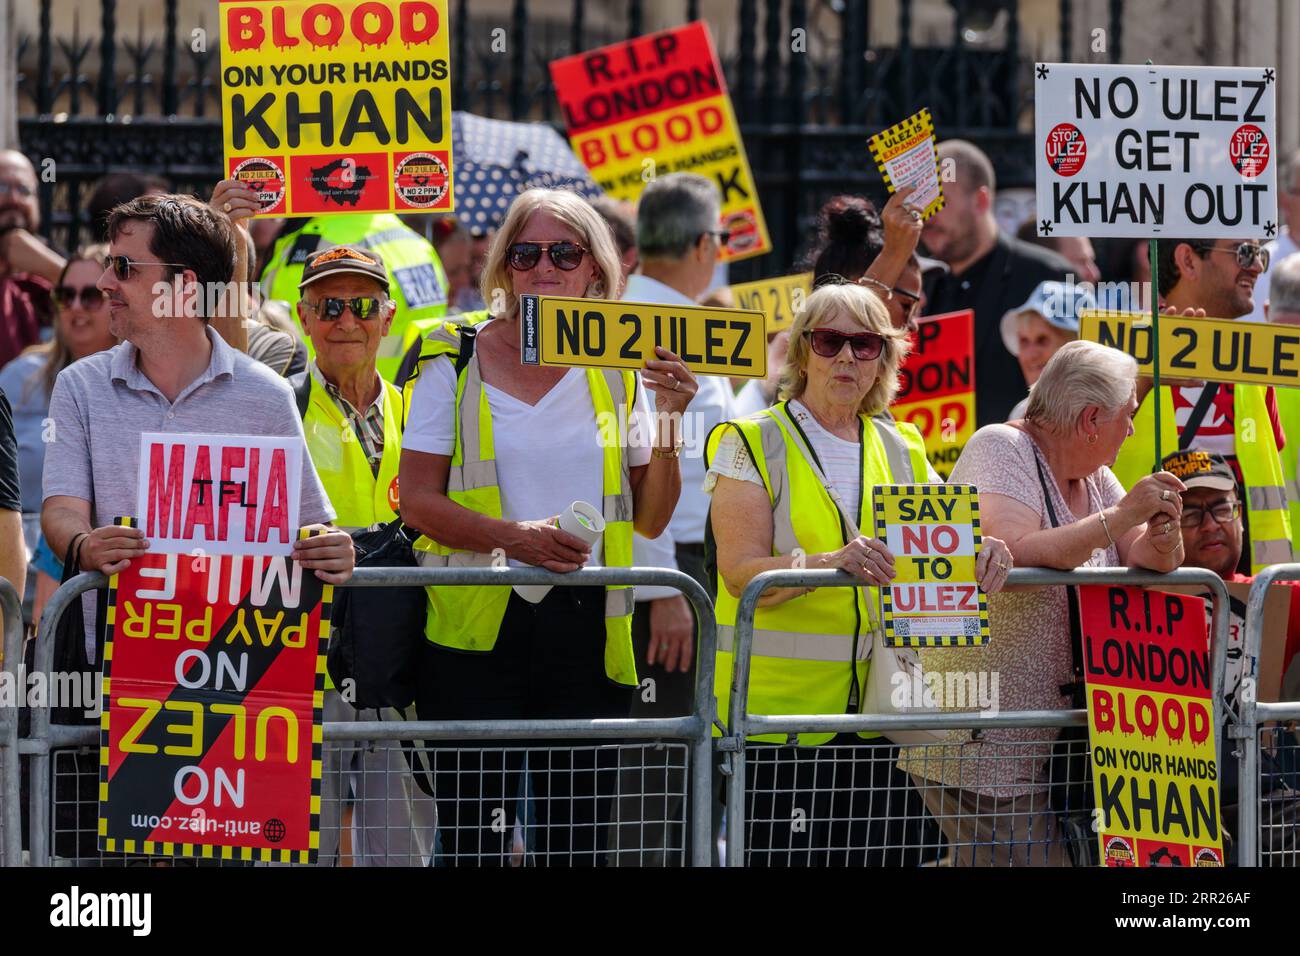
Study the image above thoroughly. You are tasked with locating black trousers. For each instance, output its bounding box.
[744,735,939,867]
[416,586,634,866]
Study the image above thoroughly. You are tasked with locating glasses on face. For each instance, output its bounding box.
[53,285,106,309]
[805,327,885,361]
[1179,499,1241,529]
[506,241,587,272]
[0,181,34,199]
[305,296,384,321]
[1201,242,1270,271]
[703,229,732,247]
[103,255,187,281]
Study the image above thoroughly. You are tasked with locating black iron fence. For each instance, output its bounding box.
[15,0,1128,277]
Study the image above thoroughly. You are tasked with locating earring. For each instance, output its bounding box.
[1087,434,1098,444]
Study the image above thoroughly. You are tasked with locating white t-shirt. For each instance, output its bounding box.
[403,324,654,567]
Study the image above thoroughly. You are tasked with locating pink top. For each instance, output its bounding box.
[898,423,1125,797]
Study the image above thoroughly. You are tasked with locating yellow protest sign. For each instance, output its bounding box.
[868,108,945,220]
[1082,309,1300,388]
[550,22,770,262]
[220,0,453,216]
[518,294,766,377]
[873,483,989,648]
[1080,585,1223,867]
[727,273,812,333]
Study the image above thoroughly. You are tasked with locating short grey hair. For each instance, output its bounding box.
[636,173,721,258]
[1025,340,1138,432]
[1270,252,1300,318]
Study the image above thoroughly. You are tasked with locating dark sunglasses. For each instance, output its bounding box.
[1201,242,1270,271]
[103,254,187,281]
[805,327,885,361]
[507,240,587,272]
[54,285,106,308]
[304,296,384,320]
[702,229,732,247]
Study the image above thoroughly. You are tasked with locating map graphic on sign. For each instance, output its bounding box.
[873,483,989,648]
[1034,62,1277,238]
[99,523,330,863]
[1080,584,1223,868]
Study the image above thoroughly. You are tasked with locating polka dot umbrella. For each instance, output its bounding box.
[452,111,605,233]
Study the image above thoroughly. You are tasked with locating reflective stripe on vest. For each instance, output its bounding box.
[1111,384,1293,574]
[708,402,927,745]
[261,214,449,382]
[411,322,638,685]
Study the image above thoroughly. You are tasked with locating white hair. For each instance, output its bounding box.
[1269,252,1300,318]
[1024,340,1137,432]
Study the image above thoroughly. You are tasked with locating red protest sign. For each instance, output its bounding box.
[1080,584,1223,868]
[550,21,770,262]
[891,309,976,479]
[99,524,330,863]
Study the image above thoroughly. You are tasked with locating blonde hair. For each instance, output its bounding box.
[1025,339,1137,431]
[778,282,909,415]
[479,189,625,314]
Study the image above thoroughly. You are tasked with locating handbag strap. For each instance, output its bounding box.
[1033,453,1087,708]
[1178,383,1220,451]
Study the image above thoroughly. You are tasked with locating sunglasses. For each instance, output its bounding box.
[805,327,885,361]
[103,254,187,281]
[507,241,587,272]
[1201,242,1270,271]
[304,296,384,320]
[54,285,106,308]
[703,229,732,247]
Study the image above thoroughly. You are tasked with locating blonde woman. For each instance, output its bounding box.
[705,282,1012,865]
[399,189,698,865]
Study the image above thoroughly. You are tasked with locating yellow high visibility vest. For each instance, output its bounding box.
[1110,385,1293,573]
[409,321,639,686]
[395,310,491,421]
[707,402,930,745]
[261,214,448,382]
[1275,387,1300,554]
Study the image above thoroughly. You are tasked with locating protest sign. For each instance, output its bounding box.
[891,310,976,479]
[868,108,945,220]
[220,0,453,216]
[137,434,303,557]
[1080,584,1223,867]
[550,21,770,262]
[1081,309,1300,388]
[727,273,812,333]
[873,483,988,648]
[518,294,766,378]
[99,523,330,862]
[1034,62,1278,238]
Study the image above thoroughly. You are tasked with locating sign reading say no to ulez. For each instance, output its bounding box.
[1034,63,1278,239]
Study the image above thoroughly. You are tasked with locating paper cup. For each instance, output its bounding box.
[514,501,605,603]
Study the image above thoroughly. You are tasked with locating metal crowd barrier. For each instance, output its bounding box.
[22,566,716,868]
[1241,564,1300,867]
[0,577,23,866]
[720,567,1230,867]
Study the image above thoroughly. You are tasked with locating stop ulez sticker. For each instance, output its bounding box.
[1230,124,1269,178]
[1045,122,1087,177]
[394,151,451,208]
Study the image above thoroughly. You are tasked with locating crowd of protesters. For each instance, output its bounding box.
[2,134,1300,868]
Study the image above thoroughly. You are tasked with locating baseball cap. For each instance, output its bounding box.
[999,280,1095,355]
[297,244,389,293]
[1160,450,1237,492]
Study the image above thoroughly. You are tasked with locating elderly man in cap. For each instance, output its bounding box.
[1001,280,1095,421]
[1161,449,1300,865]
[291,244,437,866]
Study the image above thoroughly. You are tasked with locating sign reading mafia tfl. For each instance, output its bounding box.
[1034,63,1278,238]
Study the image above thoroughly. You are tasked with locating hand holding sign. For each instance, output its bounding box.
[80,523,149,576]
[1116,471,1186,534]
[879,185,926,259]
[290,523,356,584]
[825,534,896,587]
[643,345,699,417]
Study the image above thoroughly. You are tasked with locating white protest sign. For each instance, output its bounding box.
[136,434,303,556]
[1034,63,1278,238]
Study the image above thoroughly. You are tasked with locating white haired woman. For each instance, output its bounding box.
[900,339,1186,866]
[706,282,1013,865]
[399,188,697,866]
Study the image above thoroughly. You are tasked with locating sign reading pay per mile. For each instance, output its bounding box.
[220,0,453,216]
[519,294,766,378]
[1034,62,1277,238]
[873,483,989,648]
[1080,584,1223,867]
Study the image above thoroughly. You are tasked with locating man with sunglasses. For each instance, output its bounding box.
[1111,236,1291,574]
[0,150,66,368]
[1162,450,1300,864]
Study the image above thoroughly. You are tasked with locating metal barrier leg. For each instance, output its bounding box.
[1,578,25,866]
